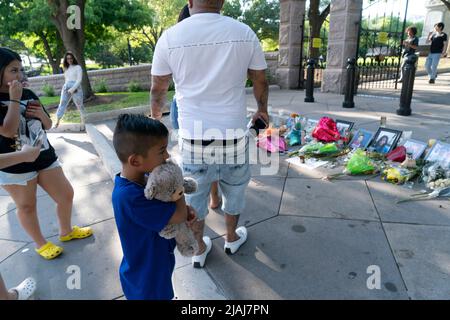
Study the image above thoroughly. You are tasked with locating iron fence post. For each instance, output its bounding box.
[343,58,357,108]
[304,58,315,103]
[396,54,417,116]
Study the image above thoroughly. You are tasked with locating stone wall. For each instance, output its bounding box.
[28,64,151,96]
[265,51,279,84]
[28,52,279,96]
[276,0,306,89]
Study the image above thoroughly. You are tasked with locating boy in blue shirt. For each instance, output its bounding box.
[112,114,196,300]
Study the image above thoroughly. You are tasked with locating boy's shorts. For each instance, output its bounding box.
[180,137,251,220]
[0,160,61,186]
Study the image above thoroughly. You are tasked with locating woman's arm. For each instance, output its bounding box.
[0,144,41,169]
[0,81,23,138]
[25,101,52,130]
[38,107,52,130]
[442,41,448,57]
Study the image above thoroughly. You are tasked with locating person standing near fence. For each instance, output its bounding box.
[54,52,85,128]
[425,22,448,84]
[398,26,418,82]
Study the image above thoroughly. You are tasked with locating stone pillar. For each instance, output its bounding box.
[276,0,306,89]
[321,0,363,94]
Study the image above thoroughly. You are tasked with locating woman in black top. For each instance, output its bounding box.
[425,22,448,83]
[0,47,93,260]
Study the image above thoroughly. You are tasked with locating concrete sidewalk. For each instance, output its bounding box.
[1,79,449,299]
[358,70,450,105]
[89,84,449,300]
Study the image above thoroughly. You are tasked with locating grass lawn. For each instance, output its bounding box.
[42,91,174,124]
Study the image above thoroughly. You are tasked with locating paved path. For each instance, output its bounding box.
[1,85,449,299]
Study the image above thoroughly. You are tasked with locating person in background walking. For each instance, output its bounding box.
[425,22,448,84]
[54,52,85,128]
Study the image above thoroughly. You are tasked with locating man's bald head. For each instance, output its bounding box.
[189,0,225,13]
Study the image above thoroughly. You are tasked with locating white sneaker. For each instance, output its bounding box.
[192,236,212,268]
[224,226,248,255]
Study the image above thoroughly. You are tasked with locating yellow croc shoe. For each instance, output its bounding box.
[35,242,63,260]
[59,226,93,242]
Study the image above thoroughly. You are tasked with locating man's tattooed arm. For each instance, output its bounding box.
[150,74,172,120]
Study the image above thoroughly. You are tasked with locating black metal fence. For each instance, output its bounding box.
[300,58,326,88]
[356,0,409,90]
[357,56,401,90]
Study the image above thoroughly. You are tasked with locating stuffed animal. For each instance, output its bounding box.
[144,160,199,257]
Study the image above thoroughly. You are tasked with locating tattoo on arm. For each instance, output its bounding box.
[248,69,269,112]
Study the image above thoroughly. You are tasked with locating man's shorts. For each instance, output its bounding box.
[0,160,61,186]
[180,137,251,220]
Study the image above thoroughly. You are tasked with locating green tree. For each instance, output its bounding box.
[223,0,280,45]
[222,0,245,21]
[136,0,186,52]
[47,0,153,99]
[0,0,64,74]
[243,0,280,41]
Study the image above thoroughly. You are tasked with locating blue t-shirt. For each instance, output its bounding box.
[112,174,176,300]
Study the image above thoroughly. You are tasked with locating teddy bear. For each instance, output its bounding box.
[144,159,199,257]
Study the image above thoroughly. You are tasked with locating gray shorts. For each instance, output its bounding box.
[0,160,61,186]
[180,138,251,220]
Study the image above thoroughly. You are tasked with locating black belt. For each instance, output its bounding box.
[187,138,242,146]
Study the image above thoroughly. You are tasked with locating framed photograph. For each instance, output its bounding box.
[403,139,428,160]
[335,120,355,137]
[425,141,450,168]
[349,129,374,150]
[368,128,403,154]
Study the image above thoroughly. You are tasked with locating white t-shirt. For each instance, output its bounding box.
[151,13,267,140]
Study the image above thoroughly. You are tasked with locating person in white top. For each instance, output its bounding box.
[54,52,85,128]
[151,0,269,269]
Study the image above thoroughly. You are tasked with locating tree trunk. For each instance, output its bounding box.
[309,24,322,60]
[37,32,61,74]
[308,1,330,60]
[48,0,94,99]
[142,26,163,52]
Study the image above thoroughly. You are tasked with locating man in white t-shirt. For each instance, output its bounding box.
[151,0,269,268]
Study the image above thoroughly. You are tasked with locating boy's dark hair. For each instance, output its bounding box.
[178,4,190,22]
[406,26,417,36]
[435,22,445,30]
[113,114,169,163]
[0,47,22,87]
